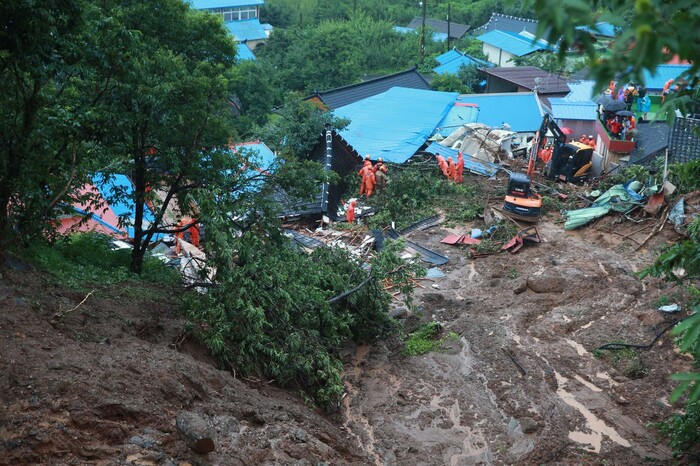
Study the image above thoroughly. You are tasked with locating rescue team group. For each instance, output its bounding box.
[345,153,464,223]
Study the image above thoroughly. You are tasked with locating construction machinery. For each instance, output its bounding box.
[503,113,593,222]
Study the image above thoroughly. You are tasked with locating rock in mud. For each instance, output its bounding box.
[512,278,528,294]
[526,276,565,294]
[520,417,539,434]
[390,307,409,319]
[176,411,215,454]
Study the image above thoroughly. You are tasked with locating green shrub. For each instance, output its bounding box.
[657,401,700,456]
[184,233,424,411]
[403,322,458,356]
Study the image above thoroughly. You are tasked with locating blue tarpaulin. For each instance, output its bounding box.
[424,142,499,177]
[335,87,458,163]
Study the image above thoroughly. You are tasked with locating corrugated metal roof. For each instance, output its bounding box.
[455,92,543,132]
[476,30,552,57]
[669,117,700,163]
[424,142,499,176]
[629,122,670,165]
[236,43,256,61]
[549,98,597,121]
[230,140,275,169]
[642,64,693,91]
[565,80,596,102]
[472,13,538,36]
[335,87,458,164]
[435,49,464,65]
[310,68,431,110]
[189,0,264,9]
[480,66,569,94]
[435,102,480,134]
[433,51,492,75]
[224,19,266,41]
[575,22,618,38]
[406,17,471,38]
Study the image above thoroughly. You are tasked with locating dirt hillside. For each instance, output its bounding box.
[0,209,692,465]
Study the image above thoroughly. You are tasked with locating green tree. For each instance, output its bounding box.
[90,0,241,274]
[0,0,102,247]
[255,94,349,157]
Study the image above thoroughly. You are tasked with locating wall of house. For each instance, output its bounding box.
[486,77,517,93]
[482,44,516,67]
[558,119,596,142]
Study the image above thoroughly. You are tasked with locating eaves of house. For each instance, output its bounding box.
[476,30,553,57]
[479,66,570,94]
[471,13,538,36]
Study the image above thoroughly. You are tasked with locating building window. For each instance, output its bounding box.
[207,6,257,21]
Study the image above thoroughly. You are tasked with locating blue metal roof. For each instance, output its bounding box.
[455,93,542,132]
[642,65,693,91]
[435,49,464,65]
[236,43,256,61]
[225,19,266,41]
[393,26,449,42]
[189,0,264,9]
[549,98,598,121]
[575,22,618,38]
[335,87,458,164]
[565,80,596,102]
[433,53,492,75]
[231,141,276,169]
[476,30,552,57]
[92,174,157,239]
[435,103,480,135]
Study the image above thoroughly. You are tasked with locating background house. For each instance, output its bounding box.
[476,30,554,67]
[305,68,431,111]
[433,48,492,75]
[403,17,471,42]
[548,80,599,137]
[479,66,569,106]
[471,13,538,36]
[189,0,268,50]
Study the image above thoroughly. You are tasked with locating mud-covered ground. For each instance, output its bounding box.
[0,185,693,465]
[341,213,693,465]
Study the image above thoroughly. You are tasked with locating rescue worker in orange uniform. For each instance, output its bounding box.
[436,155,449,177]
[373,157,388,190]
[588,135,596,151]
[447,157,456,181]
[345,199,357,223]
[456,152,465,183]
[358,159,373,196]
[358,164,376,198]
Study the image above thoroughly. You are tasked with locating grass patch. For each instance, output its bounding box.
[21,232,180,291]
[593,342,649,380]
[403,321,459,356]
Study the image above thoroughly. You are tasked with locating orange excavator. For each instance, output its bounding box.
[503,113,593,222]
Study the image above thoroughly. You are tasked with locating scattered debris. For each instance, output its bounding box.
[502,226,541,253]
[658,304,681,313]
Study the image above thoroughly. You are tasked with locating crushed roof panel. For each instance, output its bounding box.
[435,103,480,134]
[472,13,538,36]
[189,0,264,8]
[476,30,552,57]
[310,68,431,110]
[455,93,543,132]
[224,19,266,41]
[406,17,471,38]
[480,66,570,94]
[549,98,598,121]
[642,64,693,91]
[335,87,458,164]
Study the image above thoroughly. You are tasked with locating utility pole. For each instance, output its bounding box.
[420,0,427,62]
[446,2,451,52]
[353,0,357,13]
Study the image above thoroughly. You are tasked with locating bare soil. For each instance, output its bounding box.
[0,175,694,465]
